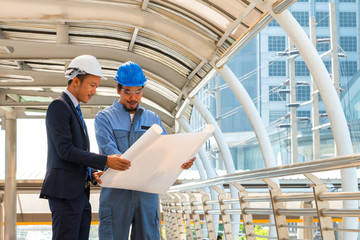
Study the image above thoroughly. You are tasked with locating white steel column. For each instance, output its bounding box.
[216,65,278,169]
[309,17,321,161]
[190,97,236,174]
[269,8,359,237]
[177,117,220,237]
[216,65,278,238]
[177,117,217,179]
[189,96,239,237]
[4,111,16,240]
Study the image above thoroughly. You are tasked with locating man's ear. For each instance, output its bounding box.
[73,77,80,87]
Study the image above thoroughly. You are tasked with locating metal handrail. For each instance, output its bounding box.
[319,192,360,200]
[276,208,318,216]
[326,227,360,233]
[322,209,360,217]
[162,154,360,240]
[168,153,360,192]
[275,193,314,202]
[168,206,360,219]
[166,191,360,205]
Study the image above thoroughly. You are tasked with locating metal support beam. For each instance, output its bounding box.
[301,201,313,239]
[56,23,69,45]
[314,185,336,239]
[215,13,273,68]
[0,29,13,54]
[309,16,320,161]
[189,96,235,174]
[177,116,217,179]
[128,27,139,52]
[0,0,214,60]
[216,65,278,169]
[177,116,220,235]
[267,8,359,238]
[216,2,257,47]
[305,173,335,240]
[187,60,206,81]
[172,194,186,239]
[15,61,31,71]
[216,64,277,237]
[212,186,233,240]
[141,0,149,10]
[4,111,16,240]
[180,194,194,240]
[263,178,289,239]
[198,188,217,239]
[233,183,255,240]
[189,96,239,235]
[161,197,171,240]
[168,195,180,239]
[186,191,203,239]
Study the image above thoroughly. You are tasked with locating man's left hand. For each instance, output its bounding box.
[181,157,196,169]
[92,171,105,184]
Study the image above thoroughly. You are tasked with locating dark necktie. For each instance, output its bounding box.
[76,105,86,133]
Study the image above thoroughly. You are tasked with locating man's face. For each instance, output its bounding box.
[118,86,143,113]
[73,75,100,103]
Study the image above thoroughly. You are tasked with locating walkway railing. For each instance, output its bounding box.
[160,154,360,239]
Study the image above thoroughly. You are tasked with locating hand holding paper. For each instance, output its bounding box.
[105,154,131,171]
[100,124,215,194]
[181,157,196,169]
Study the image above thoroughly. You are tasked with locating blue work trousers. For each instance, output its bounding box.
[98,188,160,240]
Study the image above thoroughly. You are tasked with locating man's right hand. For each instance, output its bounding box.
[106,154,131,171]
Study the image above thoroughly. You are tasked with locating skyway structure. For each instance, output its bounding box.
[0,1,358,239]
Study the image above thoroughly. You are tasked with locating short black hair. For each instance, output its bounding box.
[117,83,123,91]
[67,74,88,86]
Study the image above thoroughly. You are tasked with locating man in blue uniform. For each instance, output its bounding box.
[40,55,131,240]
[94,61,195,240]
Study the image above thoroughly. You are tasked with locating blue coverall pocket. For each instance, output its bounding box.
[113,130,129,153]
[99,207,113,240]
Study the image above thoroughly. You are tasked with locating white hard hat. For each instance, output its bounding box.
[65,55,107,80]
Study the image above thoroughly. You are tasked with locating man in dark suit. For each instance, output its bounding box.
[40,55,131,240]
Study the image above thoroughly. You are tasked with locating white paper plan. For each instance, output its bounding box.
[99,124,215,194]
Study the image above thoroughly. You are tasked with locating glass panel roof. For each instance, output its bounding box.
[0,0,296,130]
[0,0,300,218]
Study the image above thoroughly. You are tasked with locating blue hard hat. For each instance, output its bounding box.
[114,61,147,87]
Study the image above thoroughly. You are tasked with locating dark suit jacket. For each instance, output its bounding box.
[40,92,107,199]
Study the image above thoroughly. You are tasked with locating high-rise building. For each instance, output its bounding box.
[191,0,359,171]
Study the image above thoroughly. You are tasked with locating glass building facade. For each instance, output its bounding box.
[191,0,360,171]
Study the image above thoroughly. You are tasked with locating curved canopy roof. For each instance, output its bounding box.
[0,0,294,132]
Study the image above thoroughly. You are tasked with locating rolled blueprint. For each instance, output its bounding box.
[100,124,215,194]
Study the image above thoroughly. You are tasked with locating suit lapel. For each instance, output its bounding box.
[61,92,89,147]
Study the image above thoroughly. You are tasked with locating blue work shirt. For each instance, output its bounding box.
[94,100,167,240]
[95,100,167,157]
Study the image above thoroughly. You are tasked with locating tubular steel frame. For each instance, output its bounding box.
[160,153,360,239]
